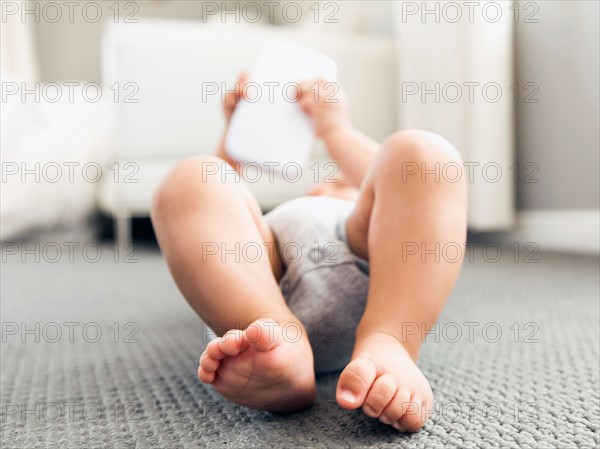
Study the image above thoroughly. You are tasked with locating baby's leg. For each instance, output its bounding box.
[337,131,468,431]
[151,156,315,412]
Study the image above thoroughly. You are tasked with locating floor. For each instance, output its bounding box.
[1,244,599,448]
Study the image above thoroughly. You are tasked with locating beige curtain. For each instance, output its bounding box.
[1,3,39,81]
[393,1,515,231]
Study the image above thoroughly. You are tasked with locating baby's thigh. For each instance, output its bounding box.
[237,184,284,279]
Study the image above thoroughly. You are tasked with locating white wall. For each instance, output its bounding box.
[515,1,599,210]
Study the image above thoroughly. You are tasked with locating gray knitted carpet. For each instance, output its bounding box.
[1,245,599,448]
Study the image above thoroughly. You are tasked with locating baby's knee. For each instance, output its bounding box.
[375,130,464,186]
[382,130,461,165]
[151,155,236,219]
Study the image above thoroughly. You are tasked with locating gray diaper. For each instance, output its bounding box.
[265,196,370,374]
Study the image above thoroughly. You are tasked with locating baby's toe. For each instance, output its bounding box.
[200,353,220,373]
[362,374,397,418]
[336,357,377,409]
[206,338,227,360]
[379,386,411,425]
[244,319,282,352]
[198,366,215,383]
[395,395,430,432]
[219,329,247,356]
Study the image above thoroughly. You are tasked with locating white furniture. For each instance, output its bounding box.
[100,17,516,246]
[100,20,397,245]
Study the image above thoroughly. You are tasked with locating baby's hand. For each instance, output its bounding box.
[223,72,249,124]
[296,79,350,140]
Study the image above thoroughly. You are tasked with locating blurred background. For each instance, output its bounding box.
[2,3,599,448]
[2,0,599,252]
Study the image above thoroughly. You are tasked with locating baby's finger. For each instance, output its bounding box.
[298,95,314,114]
[295,80,316,100]
[237,72,249,98]
[316,77,330,87]
[224,91,237,110]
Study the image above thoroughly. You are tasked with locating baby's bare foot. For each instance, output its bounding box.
[198,318,316,413]
[336,332,433,432]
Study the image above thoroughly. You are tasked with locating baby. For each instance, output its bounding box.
[151,74,467,432]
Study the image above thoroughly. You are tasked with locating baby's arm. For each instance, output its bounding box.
[297,80,379,188]
[214,73,248,168]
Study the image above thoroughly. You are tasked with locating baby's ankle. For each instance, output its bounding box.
[355,323,421,362]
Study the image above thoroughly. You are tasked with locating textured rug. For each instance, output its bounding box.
[1,245,599,448]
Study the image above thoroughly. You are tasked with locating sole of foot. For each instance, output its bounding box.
[198,318,316,413]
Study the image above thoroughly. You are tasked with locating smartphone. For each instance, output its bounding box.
[225,42,338,172]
